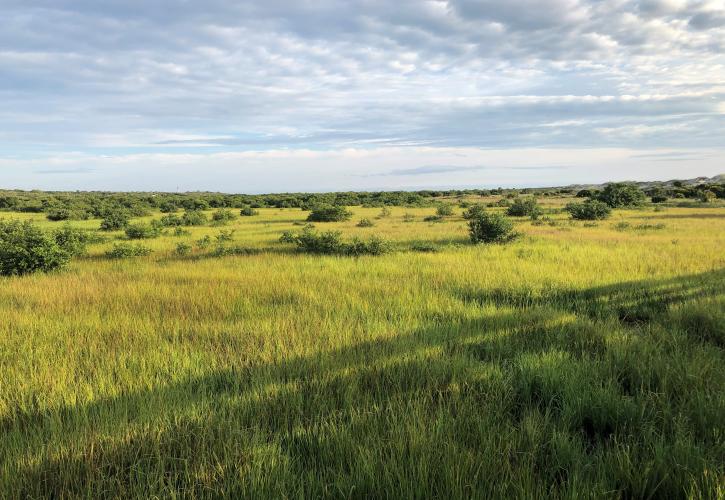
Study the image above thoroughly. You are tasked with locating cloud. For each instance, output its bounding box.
[0,0,723,190]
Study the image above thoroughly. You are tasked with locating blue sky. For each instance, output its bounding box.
[1,0,724,192]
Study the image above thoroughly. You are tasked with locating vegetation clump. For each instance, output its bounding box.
[462,203,486,220]
[468,212,515,243]
[125,222,162,239]
[0,220,84,276]
[240,206,259,216]
[307,205,353,222]
[507,198,543,219]
[105,242,152,258]
[356,218,374,227]
[211,209,236,224]
[566,200,612,220]
[595,183,646,208]
[436,203,454,217]
[175,242,192,256]
[280,226,391,255]
[99,210,130,231]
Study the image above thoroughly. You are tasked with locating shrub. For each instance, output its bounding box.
[46,208,88,221]
[596,183,646,208]
[410,241,438,252]
[240,206,259,216]
[468,212,515,244]
[175,242,192,256]
[159,201,179,213]
[377,207,392,218]
[280,226,391,256]
[215,229,234,243]
[172,227,191,237]
[52,225,88,257]
[462,204,487,220]
[565,200,612,220]
[357,218,374,227]
[651,195,667,203]
[196,235,212,249]
[99,210,130,231]
[699,190,716,202]
[0,220,72,276]
[576,189,593,198]
[507,198,542,219]
[212,209,236,224]
[436,204,454,217]
[423,215,444,222]
[125,223,161,239]
[307,205,352,222]
[159,214,184,226]
[181,210,208,226]
[105,242,152,258]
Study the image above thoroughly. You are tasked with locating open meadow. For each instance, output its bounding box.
[1,194,724,498]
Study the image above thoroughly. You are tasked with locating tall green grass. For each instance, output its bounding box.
[0,200,723,497]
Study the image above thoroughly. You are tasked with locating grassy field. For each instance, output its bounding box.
[1,198,724,498]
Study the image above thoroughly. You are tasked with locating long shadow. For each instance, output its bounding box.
[456,268,725,326]
[3,270,723,496]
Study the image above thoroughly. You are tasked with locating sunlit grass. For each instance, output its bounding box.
[1,198,723,497]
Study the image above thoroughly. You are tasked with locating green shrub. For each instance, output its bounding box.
[651,195,667,203]
[196,235,212,249]
[576,189,592,198]
[596,183,646,208]
[46,208,88,221]
[507,198,543,219]
[159,214,184,226]
[0,220,72,276]
[357,218,374,227]
[468,212,515,244]
[279,226,391,256]
[52,225,88,258]
[565,200,612,220]
[240,206,259,216]
[181,210,208,226]
[175,242,192,256]
[105,242,152,258]
[172,227,191,237]
[377,207,392,218]
[125,223,161,239]
[307,205,352,222]
[436,204,454,217]
[212,209,236,224]
[215,229,234,243]
[462,204,486,220]
[410,241,438,252]
[699,190,716,202]
[423,215,444,222]
[99,210,130,231]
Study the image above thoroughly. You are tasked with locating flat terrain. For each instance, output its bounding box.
[1,198,724,497]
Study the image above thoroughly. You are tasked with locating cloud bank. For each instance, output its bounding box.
[1,0,723,190]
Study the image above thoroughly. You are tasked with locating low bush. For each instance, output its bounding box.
[46,208,88,221]
[377,207,392,218]
[105,242,152,258]
[172,227,191,237]
[462,204,486,220]
[468,212,515,244]
[240,206,259,216]
[125,223,161,239]
[596,183,646,208]
[307,205,352,222]
[279,226,391,256]
[181,210,208,226]
[436,204,454,217]
[507,198,543,219]
[212,209,236,224]
[196,235,212,249]
[651,195,667,203]
[175,242,192,256]
[410,241,438,252]
[357,218,374,227]
[159,214,184,227]
[423,215,444,222]
[52,225,89,258]
[99,210,130,231]
[215,229,234,243]
[0,220,74,276]
[565,200,611,220]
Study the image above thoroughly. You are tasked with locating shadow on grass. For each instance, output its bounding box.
[3,270,723,497]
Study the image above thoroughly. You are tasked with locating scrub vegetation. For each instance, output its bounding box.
[0,182,723,498]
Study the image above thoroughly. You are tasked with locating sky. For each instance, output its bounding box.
[1,0,724,193]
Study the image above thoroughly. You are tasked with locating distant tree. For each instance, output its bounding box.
[240,206,259,216]
[576,189,593,198]
[307,205,352,222]
[596,183,646,208]
[507,198,543,219]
